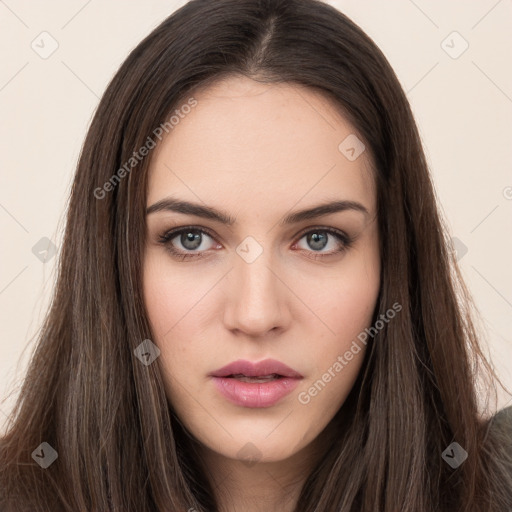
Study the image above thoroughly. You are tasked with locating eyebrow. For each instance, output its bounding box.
[146,197,369,225]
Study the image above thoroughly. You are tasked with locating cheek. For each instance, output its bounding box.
[332,275,379,338]
[142,251,212,336]
[142,256,181,388]
[302,247,380,348]
[296,246,380,407]
[143,253,183,333]
[142,254,213,406]
[338,234,381,328]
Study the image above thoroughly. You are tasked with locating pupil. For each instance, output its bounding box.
[308,232,327,251]
[182,230,201,250]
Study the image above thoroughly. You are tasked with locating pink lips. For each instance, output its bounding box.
[209,358,303,408]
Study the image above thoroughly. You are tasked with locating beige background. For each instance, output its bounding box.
[1,0,511,432]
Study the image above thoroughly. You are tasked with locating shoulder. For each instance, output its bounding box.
[489,405,512,430]
[487,405,512,458]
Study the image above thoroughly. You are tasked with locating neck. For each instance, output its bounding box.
[195,415,342,512]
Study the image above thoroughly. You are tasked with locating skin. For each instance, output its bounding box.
[143,75,380,512]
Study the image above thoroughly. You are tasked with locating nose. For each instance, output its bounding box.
[222,248,290,338]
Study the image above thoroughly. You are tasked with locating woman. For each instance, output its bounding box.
[1,0,511,510]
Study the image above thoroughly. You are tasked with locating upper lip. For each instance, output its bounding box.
[209,358,303,378]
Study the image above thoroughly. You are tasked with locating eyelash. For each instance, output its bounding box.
[157,225,354,261]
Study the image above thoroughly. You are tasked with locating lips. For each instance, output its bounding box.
[209,359,303,379]
[209,359,303,408]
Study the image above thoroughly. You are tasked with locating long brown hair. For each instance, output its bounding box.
[1,0,511,510]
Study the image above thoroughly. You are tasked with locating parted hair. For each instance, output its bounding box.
[1,0,511,510]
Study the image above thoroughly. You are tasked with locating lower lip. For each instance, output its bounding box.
[211,376,301,408]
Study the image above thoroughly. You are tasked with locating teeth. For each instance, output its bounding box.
[230,373,281,383]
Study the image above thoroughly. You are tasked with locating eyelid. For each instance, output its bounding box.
[159,225,218,245]
[294,225,350,242]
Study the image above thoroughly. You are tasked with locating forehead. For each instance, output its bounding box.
[147,76,375,216]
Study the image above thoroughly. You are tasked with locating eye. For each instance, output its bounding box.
[158,226,219,261]
[157,225,354,261]
[293,227,354,259]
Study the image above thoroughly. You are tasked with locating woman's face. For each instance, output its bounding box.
[143,75,380,464]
